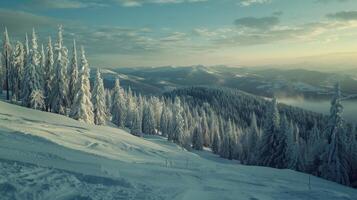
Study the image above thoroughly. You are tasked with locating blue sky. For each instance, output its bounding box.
[1,0,357,68]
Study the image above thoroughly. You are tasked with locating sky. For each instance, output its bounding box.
[1,0,357,68]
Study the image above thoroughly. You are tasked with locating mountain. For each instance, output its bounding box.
[0,101,356,200]
[97,66,357,99]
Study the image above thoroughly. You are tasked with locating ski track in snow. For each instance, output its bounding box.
[0,101,356,200]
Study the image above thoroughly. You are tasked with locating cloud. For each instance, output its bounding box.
[239,0,271,7]
[234,16,280,30]
[115,0,208,7]
[315,0,349,3]
[24,0,107,9]
[326,11,357,21]
[0,9,57,36]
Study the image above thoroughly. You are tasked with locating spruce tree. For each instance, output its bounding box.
[160,105,170,137]
[142,103,156,135]
[320,83,350,185]
[2,27,12,100]
[105,89,112,118]
[44,37,54,111]
[212,128,221,154]
[39,44,45,86]
[247,113,259,165]
[171,97,185,144]
[92,69,107,125]
[68,39,78,107]
[192,125,203,150]
[10,41,24,101]
[22,28,41,108]
[131,107,142,136]
[111,78,126,127]
[258,98,281,167]
[51,25,69,115]
[70,47,94,124]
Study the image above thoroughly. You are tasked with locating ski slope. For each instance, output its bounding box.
[0,101,356,200]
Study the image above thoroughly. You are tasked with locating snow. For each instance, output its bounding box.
[0,101,356,200]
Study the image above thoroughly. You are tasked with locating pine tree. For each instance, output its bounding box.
[51,25,69,115]
[142,103,156,135]
[125,87,136,128]
[68,39,78,107]
[2,27,12,100]
[22,28,41,107]
[70,47,94,124]
[273,114,289,168]
[220,119,235,160]
[288,123,306,171]
[92,69,107,125]
[30,90,45,110]
[171,97,185,145]
[201,110,210,147]
[320,83,350,185]
[24,33,29,61]
[211,128,221,154]
[258,98,281,167]
[160,105,170,137]
[105,89,112,118]
[23,33,29,77]
[44,37,54,111]
[39,44,45,86]
[306,121,324,174]
[131,107,142,136]
[247,113,260,165]
[111,78,126,127]
[192,125,204,150]
[10,41,24,101]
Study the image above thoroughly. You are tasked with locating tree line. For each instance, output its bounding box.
[0,27,356,187]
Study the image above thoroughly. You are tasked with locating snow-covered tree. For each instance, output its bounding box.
[142,103,156,135]
[22,28,41,107]
[246,113,260,165]
[30,90,45,110]
[44,37,54,111]
[68,39,78,107]
[92,69,107,125]
[169,97,185,145]
[211,127,221,154]
[320,83,350,185]
[70,47,94,124]
[160,105,170,137]
[258,98,281,167]
[10,41,24,101]
[51,25,69,115]
[2,27,12,100]
[201,110,210,147]
[24,33,29,61]
[38,44,45,86]
[125,87,136,128]
[306,121,324,173]
[192,125,203,150]
[105,89,112,118]
[288,122,306,171]
[111,78,126,127]
[220,119,235,160]
[131,107,142,136]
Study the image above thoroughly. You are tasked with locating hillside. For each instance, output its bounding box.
[0,101,356,199]
[165,87,328,137]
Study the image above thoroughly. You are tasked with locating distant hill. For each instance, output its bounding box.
[96,66,357,98]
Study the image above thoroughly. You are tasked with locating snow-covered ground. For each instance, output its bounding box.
[0,101,356,200]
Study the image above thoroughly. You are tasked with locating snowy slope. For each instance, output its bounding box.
[0,101,356,200]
